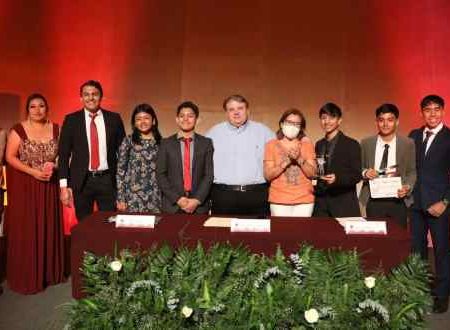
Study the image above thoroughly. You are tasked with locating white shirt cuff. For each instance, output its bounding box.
[59,179,68,188]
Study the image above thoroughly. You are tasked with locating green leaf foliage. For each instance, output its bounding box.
[67,244,431,329]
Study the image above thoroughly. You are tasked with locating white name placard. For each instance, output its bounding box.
[369,176,402,199]
[230,219,271,233]
[115,215,157,228]
[344,221,387,235]
[335,217,366,228]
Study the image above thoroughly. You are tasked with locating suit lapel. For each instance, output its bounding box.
[78,110,90,158]
[425,126,446,160]
[396,135,407,176]
[368,136,377,168]
[102,109,112,150]
[192,134,201,180]
[395,135,401,164]
[425,126,447,159]
[327,132,342,170]
[172,135,184,182]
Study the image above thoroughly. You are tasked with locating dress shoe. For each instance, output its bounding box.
[432,297,449,313]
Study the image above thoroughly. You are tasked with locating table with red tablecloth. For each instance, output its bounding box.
[71,212,411,299]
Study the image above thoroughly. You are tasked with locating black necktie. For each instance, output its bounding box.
[422,131,433,156]
[379,144,389,171]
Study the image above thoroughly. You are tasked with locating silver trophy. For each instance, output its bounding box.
[313,155,327,179]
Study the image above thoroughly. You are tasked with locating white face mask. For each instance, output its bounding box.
[281,123,301,139]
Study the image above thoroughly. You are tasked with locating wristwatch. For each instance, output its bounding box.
[442,198,449,207]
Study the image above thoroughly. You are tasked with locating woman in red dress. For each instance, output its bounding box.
[5,93,65,294]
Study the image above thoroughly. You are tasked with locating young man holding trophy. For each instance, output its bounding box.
[313,103,362,217]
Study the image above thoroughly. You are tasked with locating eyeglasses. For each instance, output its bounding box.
[283,120,302,127]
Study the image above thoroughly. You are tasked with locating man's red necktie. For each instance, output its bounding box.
[183,137,192,192]
[90,112,100,170]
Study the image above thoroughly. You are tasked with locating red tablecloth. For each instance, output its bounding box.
[71,212,411,299]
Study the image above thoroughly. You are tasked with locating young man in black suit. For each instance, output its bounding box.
[58,80,125,220]
[156,101,213,214]
[313,103,362,217]
[409,94,450,313]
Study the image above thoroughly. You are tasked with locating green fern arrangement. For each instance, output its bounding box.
[67,243,431,329]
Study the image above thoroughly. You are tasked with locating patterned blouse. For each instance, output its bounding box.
[116,135,161,212]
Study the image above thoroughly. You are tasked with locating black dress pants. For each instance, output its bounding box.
[366,198,408,228]
[411,207,450,298]
[73,173,116,221]
[211,184,268,218]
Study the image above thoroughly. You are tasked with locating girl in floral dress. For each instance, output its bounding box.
[116,104,162,212]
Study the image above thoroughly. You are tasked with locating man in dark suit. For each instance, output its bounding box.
[359,104,416,228]
[313,103,362,217]
[409,94,450,313]
[58,80,125,220]
[157,101,213,214]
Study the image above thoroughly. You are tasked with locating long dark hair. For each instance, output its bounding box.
[276,108,306,140]
[131,103,162,145]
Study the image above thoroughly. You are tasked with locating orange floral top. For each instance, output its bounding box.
[264,137,315,204]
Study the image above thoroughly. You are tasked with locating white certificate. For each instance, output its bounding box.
[369,176,402,199]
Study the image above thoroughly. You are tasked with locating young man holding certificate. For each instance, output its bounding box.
[359,104,416,228]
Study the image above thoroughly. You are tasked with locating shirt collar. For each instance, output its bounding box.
[84,108,103,117]
[376,134,396,147]
[326,130,341,144]
[177,131,195,140]
[226,120,250,133]
[424,122,443,136]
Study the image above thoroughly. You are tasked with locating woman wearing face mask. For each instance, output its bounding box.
[264,109,317,217]
[116,103,162,213]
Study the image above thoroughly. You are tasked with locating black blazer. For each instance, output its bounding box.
[58,109,125,191]
[156,133,214,214]
[315,131,362,216]
[409,126,450,210]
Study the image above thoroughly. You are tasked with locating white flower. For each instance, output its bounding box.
[110,260,123,272]
[364,276,376,289]
[304,308,319,323]
[181,306,193,318]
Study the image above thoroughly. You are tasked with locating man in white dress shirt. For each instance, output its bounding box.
[58,80,125,220]
[359,103,416,228]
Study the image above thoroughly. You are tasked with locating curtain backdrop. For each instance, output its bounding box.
[1,0,449,140]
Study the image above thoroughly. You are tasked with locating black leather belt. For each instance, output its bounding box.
[369,197,399,202]
[214,183,267,192]
[87,169,110,177]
